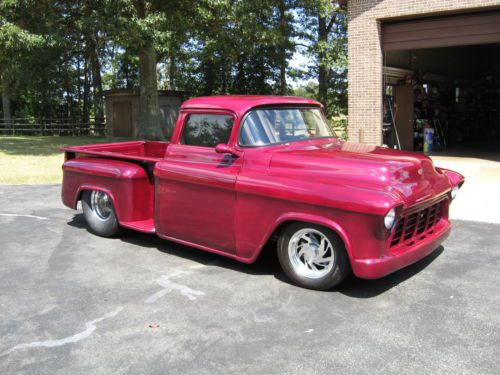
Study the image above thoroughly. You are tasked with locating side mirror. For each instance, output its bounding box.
[215,144,242,157]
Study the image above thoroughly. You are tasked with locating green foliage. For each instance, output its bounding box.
[292,1,347,117]
[102,50,140,89]
[292,81,318,99]
[0,1,52,99]
[1,0,348,124]
[331,114,348,140]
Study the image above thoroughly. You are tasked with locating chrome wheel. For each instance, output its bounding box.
[288,228,335,279]
[90,191,112,220]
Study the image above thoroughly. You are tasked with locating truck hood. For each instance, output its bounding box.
[268,140,451,206]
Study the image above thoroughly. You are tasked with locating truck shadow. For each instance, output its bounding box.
[120,231,282,277]
[336,246,444,298]
[68,213,445,298]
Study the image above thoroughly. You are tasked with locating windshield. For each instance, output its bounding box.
[239,108,335,147]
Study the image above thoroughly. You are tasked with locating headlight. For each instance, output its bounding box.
[451,186,458,200]
[384,208,396,230]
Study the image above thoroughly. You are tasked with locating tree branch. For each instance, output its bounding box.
[326,13,338,34]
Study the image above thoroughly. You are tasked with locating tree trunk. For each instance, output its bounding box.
[2,90,12,125]
[257,49,266,94]
[168,45,175,90]
[64,60,72,118]
[1,72,12,126]
[77,54,82,118]
[221,57,227,94]
[138,42,162,139]
[136,0,162,140]
[203,59,215,96]
[88,31,103,120]
[318,13,329,113]
[234,54,246,92]
[83,59,90,124]
[278,0,287,96]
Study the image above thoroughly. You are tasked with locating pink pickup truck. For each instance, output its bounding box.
[61,95,464,290]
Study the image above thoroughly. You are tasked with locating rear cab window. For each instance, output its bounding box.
[181,114,234,147]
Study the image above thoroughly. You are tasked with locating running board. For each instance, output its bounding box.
[120,219,155,233]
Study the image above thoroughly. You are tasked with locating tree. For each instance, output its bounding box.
[297,0,347,116]
[1,0,111,122]
[105,0,196,139]
[0,0,348,134]
[79,0,106,120]
[0,1,49,121]
[170,0,298,97]
[134,1,161,139]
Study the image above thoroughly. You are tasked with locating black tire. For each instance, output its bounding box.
[277,222,351,290]
[81,190,121,237]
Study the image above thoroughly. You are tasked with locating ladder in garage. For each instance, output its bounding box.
[432,118,447,149]
[385,96,401,150]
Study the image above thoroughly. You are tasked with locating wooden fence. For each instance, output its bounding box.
[0,118,107,136]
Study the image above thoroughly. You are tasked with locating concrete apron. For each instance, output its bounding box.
[432,155,500,224]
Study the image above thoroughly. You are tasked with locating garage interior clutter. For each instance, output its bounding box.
[383,43,500,154]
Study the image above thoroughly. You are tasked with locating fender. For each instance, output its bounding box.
[436,167,465,189]
[62,158,154,223]
[74,184,121,221]
[251,212,353,263]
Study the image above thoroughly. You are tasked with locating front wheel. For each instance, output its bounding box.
[277,223,350,290]
[81,190,121,237]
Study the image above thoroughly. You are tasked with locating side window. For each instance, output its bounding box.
[181,114,234,147]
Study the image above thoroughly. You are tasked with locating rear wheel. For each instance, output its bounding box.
[277,223,350,290]
[81,190,120,237]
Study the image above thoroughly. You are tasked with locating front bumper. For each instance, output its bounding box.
[351,219,451,279]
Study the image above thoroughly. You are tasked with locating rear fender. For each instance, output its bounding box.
[62,158,154,222]
[75,185,120,220]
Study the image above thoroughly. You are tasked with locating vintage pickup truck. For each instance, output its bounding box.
[61,95,464,290]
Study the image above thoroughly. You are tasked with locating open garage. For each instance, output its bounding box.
[347,1,500,153]
[382,11,500,154]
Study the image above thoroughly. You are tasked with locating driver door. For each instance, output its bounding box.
[155,110,242,254]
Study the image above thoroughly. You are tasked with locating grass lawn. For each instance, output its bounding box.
[0,136,128,185]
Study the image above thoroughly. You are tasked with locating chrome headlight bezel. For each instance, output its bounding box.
[451,186,458,200]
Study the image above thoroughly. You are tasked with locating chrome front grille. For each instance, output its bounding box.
[390,201,442,248]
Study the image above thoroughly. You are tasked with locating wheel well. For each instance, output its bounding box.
[76,188,96,208]
[268,220,296,242]
[259,220,348,259]
[75,189,85,206]
[72,188,87,209]
[76,188,115,211]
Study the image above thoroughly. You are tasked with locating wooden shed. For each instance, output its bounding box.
[103,89,184,138]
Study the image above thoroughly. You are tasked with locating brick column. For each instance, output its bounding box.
[347,2,383,145]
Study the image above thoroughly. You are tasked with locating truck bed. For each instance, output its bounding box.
[60,140,169,162]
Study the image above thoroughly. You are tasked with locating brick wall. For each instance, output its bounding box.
[347,0,500,145]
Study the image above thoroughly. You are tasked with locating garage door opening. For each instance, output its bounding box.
[381,11,500,157]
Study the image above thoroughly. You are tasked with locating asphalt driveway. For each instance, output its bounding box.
[0,184,499,375]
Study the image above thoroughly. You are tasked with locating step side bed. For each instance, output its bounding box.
[61,141,165,233]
